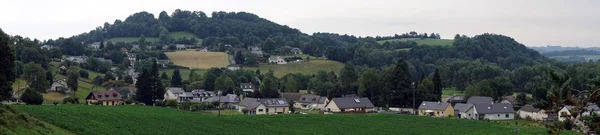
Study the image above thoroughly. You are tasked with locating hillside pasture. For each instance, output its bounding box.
[378,38,454,46]
[168,31,203,44]
[107,37,159,43]
[0,105,74,135]
[246,60,344,77]
[165,50,230,69]
[13,105,575,135]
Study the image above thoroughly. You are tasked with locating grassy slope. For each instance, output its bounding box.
[159,69,208,81]
[168,31,203,45]
[14,105,575,135]
[165,50,230,69]
[0,105,74,135]
[377,38,454,46]
[246,60,344,78]
[48,62,104,103]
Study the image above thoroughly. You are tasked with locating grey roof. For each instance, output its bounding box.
[176,44,187,48]
[445,95,465,102]
[239,98,289,109]
[587,104,600,112]
[467,96,494,104]
[268,56,282,61]
[454,103,473,113]
[473,103,514,114]
[91,42,101,46]
[227,64,240,68]
[419,101,451,111]
[203,94,240,103]
[240,83,254,89]
[331,97,374,109]
[519,104,541,112]
[563,105,573,110]
[503,96,518,105]
[167,87,184,94]
[281,93,304,101]
[181,92,194,98]
[298,94,327,104]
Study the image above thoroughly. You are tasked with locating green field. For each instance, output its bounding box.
[160,69,208,81]
[13,105,575,135]
[377,38,454,46]
[48,62,106,103]
[247,60,344,77]
[107,37,160,43]
[0,104,74,135]
[168,31,203,44]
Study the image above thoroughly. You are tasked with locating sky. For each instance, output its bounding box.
[1,0,599,47]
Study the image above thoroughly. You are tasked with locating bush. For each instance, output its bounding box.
[125,99,134,105]
[62,97,79,104]
[166,100,178,108]
[79,70,89,79]
[155,101,166,107]
[20,89,43,105]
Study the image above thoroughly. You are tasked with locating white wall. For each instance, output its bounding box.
[464,107,478,120]
[518,110,548,121]
[558,108,571,121]
[483,113,514,120]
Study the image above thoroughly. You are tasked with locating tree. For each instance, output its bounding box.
[23,62,47,93]
[79,70,89,79]
[93,75,104,86]
[284,76,298,92]
[234,51,245,65]
[136,69,152,105]
[99,41,105,49]
[245,55,258,67]
[20,88,43,105]
[138,34,147,50]
[161,72,169,80]
[171,69,182,87]
[359,68,381,106]
[263,38,276,52]
[124,75,134,84]
[383,58,412,108]
[417,78,435,102]
[339,62,358,94]
[0,28,15,101]
[151,59,165,102]
[67,66,80,95]
[215,75,235,94]
[432,69,442,100]
[46,71,53,87]
[259,70,279,98]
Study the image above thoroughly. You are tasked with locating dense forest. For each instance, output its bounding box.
[5,9,600,109]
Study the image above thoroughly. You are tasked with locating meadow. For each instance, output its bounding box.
[168,31,203,44]
[160,69,208,81]
[165,50,230,69]
[246,60,344,77]
[106,31,202,44]
[0,104,74,135]
[377,38,454,46]
[13,105,575,135]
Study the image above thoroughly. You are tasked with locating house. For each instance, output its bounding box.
[46,79,69,93]
[127,53,136,66]
[238,98,289,115]
[175,44,187,50]
[163,87,186,102]
[132,45,140,50]
[111,86,137,100]
[85,90,124,106]
[558,105,573,121]
[40,45,53,50]
[156,60,171,68]
[58,66,68,73]
[291,47,302,54]
[465,103,515,120]
[90,42,101,49]
[240,83,255,93]
[227,64,240,70]
[281,93,329,110]
[64,56,88,64]
[325,97,375,113]
[268,56,287,64]
[203,94,241,109]
[583,104,600,116]
[188,89,215,102]
[454,103,473,119]
[121,48,128,54]
[96,58,113,64]
[518,104,548,121]
[467,96,494,104]
[418,101,454,117]
[444,95,465,106]
[500,96,519,106]
[196,47,208,52]
[248,46,263,56]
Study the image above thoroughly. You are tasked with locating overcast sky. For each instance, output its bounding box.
[1,0,599,47]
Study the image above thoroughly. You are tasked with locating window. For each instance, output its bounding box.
[505,114,509,118]
[469,114,471,116]
[266,109,269,112]
[497,114,500,117]
[258,109,263,112]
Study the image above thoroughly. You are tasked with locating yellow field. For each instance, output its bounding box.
[43,92,67,102]
[165,50,230,69]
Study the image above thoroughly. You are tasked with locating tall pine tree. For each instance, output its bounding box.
[136,69,152,105]
[151,59,164,103]
[383,58,412,107]
[171,69,182,87]
[0,28,15,101]
[433,69,443,101]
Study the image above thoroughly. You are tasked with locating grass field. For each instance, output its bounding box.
[246,60,344,77]
[48,62,106,103]
[107,37,159,43]
[168,31,203,44]
[0,105,74,135]
[13,105,576,135]
[160,69,208,81]
[281,54,326,60]
[378,38,454,46]
[165,50,230,69]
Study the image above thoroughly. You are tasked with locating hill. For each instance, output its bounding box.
[13,105,574,135]
[377,38,454,46]
[107,37,159,43]
[247,60,344,77]
[0,104,73,134]
[167,31,203,44]
[106,31,202,44]
[165,50,230,69]
[530,45,600,53]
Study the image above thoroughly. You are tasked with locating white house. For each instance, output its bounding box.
[227,64,240,70]
[238,98,289,115]
[240,83,255,93]
[196,47,208,52]
[248,46,263,56]
[268,56,287,64]
[558,105,573,121]
[454,103,473,119]
[90,42,101,49]
[40,45,53,50]
[175,44,187,50]
[163,87,185,102]
[517,104,548,121]
[465,103,515,120]
[291,48,302,54]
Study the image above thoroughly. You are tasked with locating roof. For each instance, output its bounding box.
[587,104,600,112]
[176,44,187,48]
[473,103,514,114]
[227,64,240,68]
[454,103,473,113]
[562,105,573,111]
[419,101,450,111]
[121,48,128,52]
[240,83,254,89]
[444,95,465,102]
[167,87,184,94]
[503,96,518,105]
[203,94,240,103]
[467,96,494,104]
[86,90,122,101]
[330,97,374,109]
[281,93,304,101]
[91,42,101,46]
[519,104,541,112]
[298,94,327,104]
[268,56,282,61]
[239,98,289,110]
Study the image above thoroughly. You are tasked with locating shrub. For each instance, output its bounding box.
[20,89,43,105]
[242,108,249,114]
[62,97,79,104]
[124,99,134,105]
[155,101,166,107]
[53,101,59,105]
[166,100,178,108]
[79,70,89,79]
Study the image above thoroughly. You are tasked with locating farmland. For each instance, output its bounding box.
[165,50,230,69]
[47,62,106,103]
[0,104,74,135]
[246,60,344,77]
[13,105,575,135]
[377,38,454,46]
